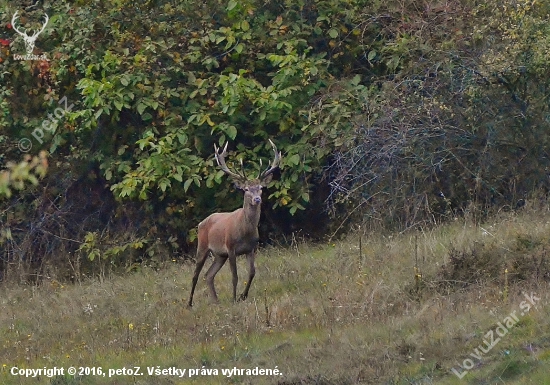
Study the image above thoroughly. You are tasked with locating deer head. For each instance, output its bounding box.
[11,11,49,54]
[214,139,281,205]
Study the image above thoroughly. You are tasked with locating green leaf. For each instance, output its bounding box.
[177,133,188,145]
[183,178,193,192]
[226,125,238,140]
[137,103,146,115]
[214,169,224,183]
[368,50,377,61]
[288,154,300,165]
[159,179,171,192]
[227,0,237,11]
[328,29,338,38]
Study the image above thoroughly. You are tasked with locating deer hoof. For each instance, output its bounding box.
[238,294,248,301]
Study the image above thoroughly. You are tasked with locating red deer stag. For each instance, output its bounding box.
[188,140,281,307]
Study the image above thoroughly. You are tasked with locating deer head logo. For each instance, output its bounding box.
[11,11,49,54]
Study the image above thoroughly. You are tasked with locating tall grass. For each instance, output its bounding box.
[1,202,550,384]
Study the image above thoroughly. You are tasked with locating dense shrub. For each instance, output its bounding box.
[1,0,550,280]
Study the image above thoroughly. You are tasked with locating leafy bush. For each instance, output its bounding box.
[1,0,550,280]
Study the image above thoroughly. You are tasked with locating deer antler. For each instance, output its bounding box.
[11,11,24,36]
[34,13,49,37]
[11,11,48,37]
[11,11,49,54]
[214,142,247,182]
[258,139,281,181]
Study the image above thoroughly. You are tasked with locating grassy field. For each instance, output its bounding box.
[1,204,550,384]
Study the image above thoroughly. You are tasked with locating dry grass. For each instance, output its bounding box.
[2,203,550,384]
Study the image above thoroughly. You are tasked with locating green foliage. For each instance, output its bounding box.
[2,0,550,280]
[49,0,344,223]
[78,231,147,262]
[0,152,48,199]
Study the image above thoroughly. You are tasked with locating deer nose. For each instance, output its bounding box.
[253,196,262,204]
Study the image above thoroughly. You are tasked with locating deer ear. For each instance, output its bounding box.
[260,174,273,187]
[233,180,246,190]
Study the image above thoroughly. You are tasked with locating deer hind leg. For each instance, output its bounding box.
[239,251,256,301]
[188,247,210,308]
[205,253,228,303]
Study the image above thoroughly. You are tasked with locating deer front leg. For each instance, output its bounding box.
[228,253,238,303]
[239,251,256,301]
[205,254,227,303]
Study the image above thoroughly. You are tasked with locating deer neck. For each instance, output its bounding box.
[242,201,261,228]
